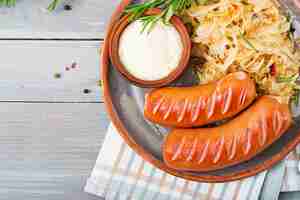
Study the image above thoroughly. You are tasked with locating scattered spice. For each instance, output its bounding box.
[71,62,77,69]
[54,73,62,79]
[64,4,72,11]
[65,67,70,71]
[98,80,103,87]
[83,89,91,94]
[270,64,276,76]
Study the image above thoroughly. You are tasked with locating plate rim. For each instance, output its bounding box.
[101,0,300,183]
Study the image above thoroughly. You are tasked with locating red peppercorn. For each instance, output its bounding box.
[270,64,276,76]
[71,62,77,69]
[65,67,70,71]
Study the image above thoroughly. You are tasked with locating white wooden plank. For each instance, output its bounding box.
[0,0,122,39]
[0,102,109,200]
[0,40,103,102]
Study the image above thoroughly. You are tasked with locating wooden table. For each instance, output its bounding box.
[0,1,299,199]
[0,1,118,199]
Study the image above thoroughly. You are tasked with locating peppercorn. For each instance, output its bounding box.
[71,62,77,69]
[270,64,276,76]
[54,73,62,79]
[83,89,91,94]
[98,80,103,87]
[64,4,72,11]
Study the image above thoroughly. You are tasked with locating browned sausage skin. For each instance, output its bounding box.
[144,72,256,128]
[163,96,292,172]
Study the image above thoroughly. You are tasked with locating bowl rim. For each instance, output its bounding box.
[101,0,300,183]
[108,8,191,88]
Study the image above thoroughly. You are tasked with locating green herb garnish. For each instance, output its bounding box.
[239,30,258,52]
[0,0,61,11]
[47,0,60,11]
[276,74,298,83]
[292,89,300,106]
[125,0,204,32]
[0,0,16,6]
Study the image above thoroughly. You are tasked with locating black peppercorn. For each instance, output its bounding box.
[291,26,296,34]
[54,73,62,79]
[83,89,91,94]
[64,4,72,11]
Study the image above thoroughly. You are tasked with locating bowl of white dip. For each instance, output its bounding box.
[109,9,191,88]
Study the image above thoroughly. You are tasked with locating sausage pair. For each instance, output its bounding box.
[144,72,292,172]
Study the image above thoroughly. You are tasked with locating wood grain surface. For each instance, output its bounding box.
[0,0,298,199]
[0,41,102,102]
[0,0,113,197]
[0,103,109,200]
[0,0,121,39]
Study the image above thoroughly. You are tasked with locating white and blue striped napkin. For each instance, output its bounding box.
[85,124,280,200]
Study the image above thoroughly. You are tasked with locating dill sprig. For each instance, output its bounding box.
[125,0,204,32]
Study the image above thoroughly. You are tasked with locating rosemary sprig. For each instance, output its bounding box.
[0,0,16,6]
[0,0,61,11]
[125,0,198,32]
[47,0,60,11]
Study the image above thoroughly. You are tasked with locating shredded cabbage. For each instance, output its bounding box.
[184,0,300,103]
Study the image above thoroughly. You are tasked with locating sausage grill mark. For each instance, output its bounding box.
[198,140,210,164]
[260,115,268,147]
[191,97,205,123]
[153,96,166,115]
[171,136,187,161]
[186,138,198,162]
[213,136,225,164]
[178,99,189,123]
[163,100,174,120]
[222,87,233,114]
[207,91,217,119]
[243,128,252,155]
[273,110,283,135]
[228,134,238,161]
[239,88,248,106]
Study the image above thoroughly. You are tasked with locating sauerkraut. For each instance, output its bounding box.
[184,0,300,104]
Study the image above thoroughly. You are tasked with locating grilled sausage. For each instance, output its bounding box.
[163,96,292,172]
[144,71,256,128]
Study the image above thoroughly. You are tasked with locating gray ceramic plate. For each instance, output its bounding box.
[102,0,300,182]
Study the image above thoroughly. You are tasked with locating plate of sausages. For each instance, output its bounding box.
[102,0,300,182]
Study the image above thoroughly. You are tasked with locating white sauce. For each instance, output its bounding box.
[119,20,183,81]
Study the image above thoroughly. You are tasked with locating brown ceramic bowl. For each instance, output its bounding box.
[109,8,191,88]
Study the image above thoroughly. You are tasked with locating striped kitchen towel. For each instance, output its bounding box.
[85,124,271,200]
[281,152,300,192]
